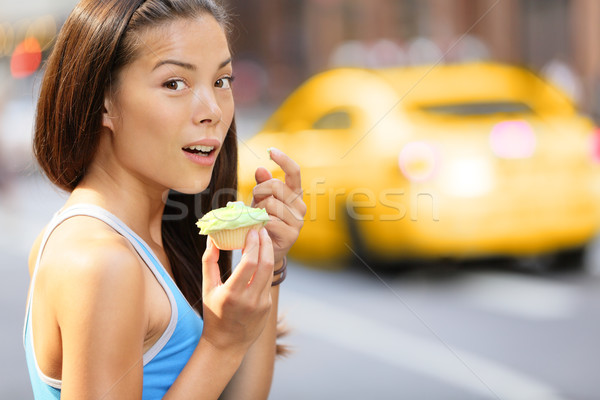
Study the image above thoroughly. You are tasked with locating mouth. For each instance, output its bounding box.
[182,144,216,157]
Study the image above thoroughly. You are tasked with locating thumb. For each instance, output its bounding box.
[202,237,222,292]
[255,166,273,185]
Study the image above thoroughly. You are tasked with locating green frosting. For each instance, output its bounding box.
[196,201,270,234]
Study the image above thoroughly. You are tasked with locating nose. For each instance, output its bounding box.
[192,89,222,126]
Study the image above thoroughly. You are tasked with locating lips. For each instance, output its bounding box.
[182,138,221,166]
[183,144,216,157]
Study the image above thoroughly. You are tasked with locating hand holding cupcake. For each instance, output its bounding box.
[197,148,306,268]
[196,201,270,250]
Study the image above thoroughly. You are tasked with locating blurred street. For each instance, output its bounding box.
[3,1,600,399]
[2,171,600,399]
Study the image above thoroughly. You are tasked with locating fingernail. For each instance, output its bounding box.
[268,147,280,160]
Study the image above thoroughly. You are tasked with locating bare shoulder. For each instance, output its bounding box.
[33,216,148,395]
[36,216,147,325]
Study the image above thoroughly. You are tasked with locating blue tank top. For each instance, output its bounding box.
[23,204,204,399]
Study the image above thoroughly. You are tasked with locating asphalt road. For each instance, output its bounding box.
[2,175,600,400]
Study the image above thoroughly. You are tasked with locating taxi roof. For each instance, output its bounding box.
[372,62,575,114]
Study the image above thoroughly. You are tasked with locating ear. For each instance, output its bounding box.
[102,94,116,132]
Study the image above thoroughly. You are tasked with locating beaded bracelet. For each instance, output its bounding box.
[272,256,287,286]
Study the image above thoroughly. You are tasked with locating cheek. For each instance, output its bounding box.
[111,103,182,170]
[220,96,235,128]
[131,93,179,126]
[118,94,184,141]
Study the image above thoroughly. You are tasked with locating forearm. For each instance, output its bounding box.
[221,284,280,400]
[164,337,247,400]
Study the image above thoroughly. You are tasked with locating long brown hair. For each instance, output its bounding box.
[33,0,236,314]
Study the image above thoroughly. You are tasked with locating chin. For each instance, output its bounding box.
[168,176,212,195]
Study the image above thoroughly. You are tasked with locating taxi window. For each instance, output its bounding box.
[422,102,532,116]
[312,110,352,129]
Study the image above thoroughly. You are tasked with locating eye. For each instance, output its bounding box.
[163,79,187,91]
[215,76,234,89]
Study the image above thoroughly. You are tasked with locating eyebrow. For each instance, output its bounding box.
[153,57,232,72]
[219,57,232,69]
[153,59,196,71]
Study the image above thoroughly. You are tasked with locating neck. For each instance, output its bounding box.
[67,158,168,249]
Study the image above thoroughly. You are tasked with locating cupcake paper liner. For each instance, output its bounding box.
[208,223,265,250]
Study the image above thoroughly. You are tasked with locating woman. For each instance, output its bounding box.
[24,0,306,399]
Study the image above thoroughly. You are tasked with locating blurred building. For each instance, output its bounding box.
[0,0,599,115]
[228,0,600,120]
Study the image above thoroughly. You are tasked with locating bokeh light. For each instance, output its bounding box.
[441,157,495,198]
[398,141,440,182]
[10,37,42,78]
[489,120,536,159]
[0,23,15,57]
[26,15,57,51]
[591,128,600,163]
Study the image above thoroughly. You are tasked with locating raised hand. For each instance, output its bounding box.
[251,148,306,265]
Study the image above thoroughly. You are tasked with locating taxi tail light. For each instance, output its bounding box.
[398,141,440,182]
[489,120,536,159]
[591,128,600,163]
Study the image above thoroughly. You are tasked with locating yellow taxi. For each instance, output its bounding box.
[238,62,600,266]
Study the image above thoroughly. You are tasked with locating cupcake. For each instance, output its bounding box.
[196,201,270,250]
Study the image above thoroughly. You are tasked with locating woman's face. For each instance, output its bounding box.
[103,15,234,195]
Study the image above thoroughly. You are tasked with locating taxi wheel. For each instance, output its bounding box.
[515,254,557,274]
[345,212,370,263]
[344,212,408,269]
[581,239,600,275]
[556,246,586,270]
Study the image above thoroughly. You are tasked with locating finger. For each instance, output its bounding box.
[252,168,274,207]
[264,211,304,234]
[252,228,274,289]
[263,218,289,239]
[202,237,222,292]
[255,196,304,226]
[228,229,260,291]
[253,179,307,220]
[268,147,302,194]
[252,179,301,206]
[255,166,273,185]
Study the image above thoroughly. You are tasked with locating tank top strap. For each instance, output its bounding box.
[24,203,179,365]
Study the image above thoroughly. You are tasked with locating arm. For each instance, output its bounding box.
[56,225,274,400]
[221,148,306,399]
[219,271,281,400]
[55,239,147,400]
[164,229,275,399]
